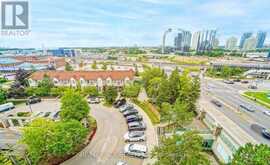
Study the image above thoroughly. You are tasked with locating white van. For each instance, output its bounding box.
[0,102,15,113]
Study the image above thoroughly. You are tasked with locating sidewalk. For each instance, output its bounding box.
[132,102,158,165]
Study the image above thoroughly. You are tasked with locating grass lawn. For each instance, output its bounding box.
[132,99,160,125]
[245,92,270,104]
[243,91,270,109]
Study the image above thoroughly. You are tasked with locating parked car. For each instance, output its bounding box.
[223,80,234,84]
[124,144,148,159]
[126,114,143,123]
[241,80,249,84]
[233,79,241,82]
[123,108,138,117]
[128,121,146,131]
[124,131,146,142]
[113,98,126,108]
[26,96,41,105]
[248,85,257,89]
[87,96,100,104]
[119,104,133,113]
[239,104,255,112]
[262,128,270,139]
[211,99,222,107]
[0,102,15,113]
[116,161,127,165]
[263,111,270,117]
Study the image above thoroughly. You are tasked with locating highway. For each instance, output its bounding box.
[201,78,270,145]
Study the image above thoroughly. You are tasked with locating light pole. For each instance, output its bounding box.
[162,28,172,54]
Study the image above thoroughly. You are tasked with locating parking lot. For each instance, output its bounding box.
[63,100,157,165]
[3,99,60,116]
[1,98,157,165]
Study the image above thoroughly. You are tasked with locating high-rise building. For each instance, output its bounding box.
[256,31,267,48]
[239,32,252,49]
[191,32,200,50]
[174,30,192,52]
[213,38,219,49]
[196,30,217,52]
[226,37,238,50]
[243,37,257,50]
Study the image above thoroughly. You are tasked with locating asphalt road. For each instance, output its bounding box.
[202,78,270,145]
[62,104,144,165]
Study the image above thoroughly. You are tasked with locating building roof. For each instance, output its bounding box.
[29,70,135,81]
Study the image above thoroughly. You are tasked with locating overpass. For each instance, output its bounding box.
[243,69,270,79]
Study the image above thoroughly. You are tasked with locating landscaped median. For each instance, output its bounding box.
[132,98,160,124]
[241,91,270,109]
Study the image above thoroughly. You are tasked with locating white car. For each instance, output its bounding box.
[87,97,100,104]
[119,104,133,113]
[116,161,127,165]
[263,110,270,117]
[124,131,146,142]
[124,144,148,159]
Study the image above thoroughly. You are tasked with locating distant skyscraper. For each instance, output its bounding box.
[191,32,200,50]
[256,31,267,48]
[226,37,238,50]
[243,37,257,50]
[196,30,217,52]
[213,38,219,49]
[239,32,252,49]
[174,30,192,52]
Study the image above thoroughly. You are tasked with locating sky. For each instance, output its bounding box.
[1,0,270,48]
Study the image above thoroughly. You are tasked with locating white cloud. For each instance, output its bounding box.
[198,1,246,17]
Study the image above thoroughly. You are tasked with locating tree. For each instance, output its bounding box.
[121,84,141,98]
[104,86,117,104]
[141,67,166,89]
[60,90,90,121]
[36,75,54,96]
[178,71,200,112]
[21,118,88,164]
[152,131,210,165]
[7,69,30,98]
[156,78,170,106]
[146,77,162,99]
[170,99,194,128]
[65,62,73,71]
[15,69,30,87]
[160,102,173,123]
[91,61,97,69]
[0,89,6,104]
[21,118,55,164]
[232,143,270,165]
[48,120,88,157]
[167,68,180,104]
[82,86,99,97]
[102,62,107,70]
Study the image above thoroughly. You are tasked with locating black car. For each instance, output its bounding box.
[26,96,41,105]
[128,121,146,131]
[211,100,222,107]
[262,128,270,139]
[123,108,138,117]
[126,114,143,123]
[113,98,126,108]
[241,80,249,84]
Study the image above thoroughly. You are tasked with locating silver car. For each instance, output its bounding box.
[116,161,127,165]
[124,144,148,159]
[119,104,133,113]
[124,131,146,142]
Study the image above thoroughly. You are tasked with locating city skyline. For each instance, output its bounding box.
[1,0,270,48]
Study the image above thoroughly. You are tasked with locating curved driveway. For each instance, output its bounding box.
[62,104,143,165]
